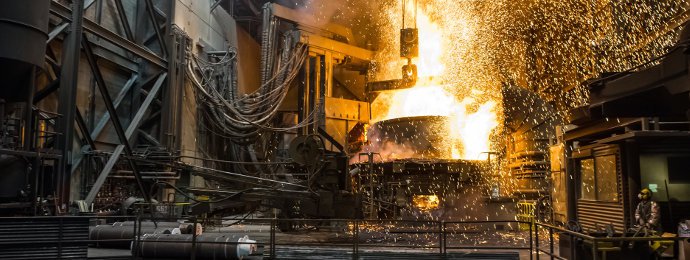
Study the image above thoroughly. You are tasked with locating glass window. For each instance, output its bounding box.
[595,155,619,202]
[580,159,595,200]
[668,156,690,184]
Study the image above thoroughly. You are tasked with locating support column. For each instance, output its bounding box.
[55,0,85,211]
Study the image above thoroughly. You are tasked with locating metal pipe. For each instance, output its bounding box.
[112,221,201,235]
[134,233,258,260]
[89,225,174,248]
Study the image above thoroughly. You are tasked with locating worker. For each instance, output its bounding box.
[634,187,661,233]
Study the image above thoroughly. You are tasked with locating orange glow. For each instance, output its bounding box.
[412,195,440,211]
[411,12,444,77]
[371,4,499,160]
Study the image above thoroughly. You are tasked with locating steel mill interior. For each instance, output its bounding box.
[1,0,690,259]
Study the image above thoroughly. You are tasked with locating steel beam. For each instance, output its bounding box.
[295,31,373,61]
[47,22,70,44]
[69,74,135,174]
[143,23,168,46]
[82,37,154,206]
[47,20,139,73]
[33,78,60,104]
[75,108,97,151]
[55,0,85,209]
[50,0,168,69]
[90,42,139,73]
[90,74,138,140]
[145,0,167,57]
[84,0,96,10]
[84,72,167,205]
[113,0,134,42]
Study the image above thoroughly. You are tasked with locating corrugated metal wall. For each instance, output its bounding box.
[0,217,89,259]
[577,200,625,232]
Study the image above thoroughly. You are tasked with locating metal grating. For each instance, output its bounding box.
[0,217,89,259]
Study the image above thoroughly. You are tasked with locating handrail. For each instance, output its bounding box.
[0,216,536,260]
[533,221,686,260]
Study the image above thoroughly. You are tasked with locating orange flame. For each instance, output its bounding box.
[371,3,499,160]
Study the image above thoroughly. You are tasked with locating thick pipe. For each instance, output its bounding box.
[112,221,202,235]
[89,225,174,248]
[134,233,258,260]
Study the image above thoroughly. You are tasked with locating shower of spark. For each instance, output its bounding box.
[334,0,687,224]
[358,0,688,186]
[369,1,500,160]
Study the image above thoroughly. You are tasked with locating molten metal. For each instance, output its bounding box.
[369,1,499,160]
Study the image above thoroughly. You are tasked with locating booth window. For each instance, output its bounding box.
[579,155,619,202]
[595,155,618,202]
[580,159,595,200]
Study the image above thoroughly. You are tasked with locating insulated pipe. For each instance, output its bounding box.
[89,225,174,248]
[134,233,258,260]
[112,221,203,235]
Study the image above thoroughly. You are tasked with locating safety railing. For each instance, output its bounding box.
[6,215,690,259]
[534,221,687,260]
[0,216,535,259]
